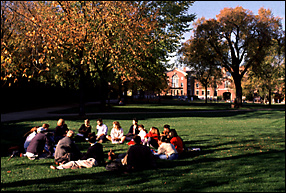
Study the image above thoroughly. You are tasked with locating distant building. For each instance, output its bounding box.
[161,67,236,101]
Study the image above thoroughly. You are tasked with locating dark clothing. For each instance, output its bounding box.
[54,124,69,144]
[127,125,139,136]
[81,143,105,165]
[26,132,54,156]
[126,144,157,172]
[54,136,81,164]
[78,124,92,138]
[126,125,139,141]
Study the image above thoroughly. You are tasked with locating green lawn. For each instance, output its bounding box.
[1,103,285,192]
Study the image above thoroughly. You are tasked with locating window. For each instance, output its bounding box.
[196,83,199,88]
[181,83,183,87]
[202,90,205,95]
[225,81,229,88]
[196,90,199,95]
[172,74,179,88]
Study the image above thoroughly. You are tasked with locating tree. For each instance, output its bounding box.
[190,6,284,106]
[179,36,223,104]
[247,32,285,105]
[1,1,160,114]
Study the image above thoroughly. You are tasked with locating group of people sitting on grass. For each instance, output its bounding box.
[22,117,185,172]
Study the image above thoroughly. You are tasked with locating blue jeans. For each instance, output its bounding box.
[153,153,178,160]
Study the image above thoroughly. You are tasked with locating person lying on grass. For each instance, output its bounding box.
[50,133,105,170]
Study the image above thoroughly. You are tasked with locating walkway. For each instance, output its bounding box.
[1,102,284,122]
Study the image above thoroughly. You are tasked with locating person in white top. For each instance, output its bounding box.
[96,118,108,143]
[138,124,147,143]
[153,136,178,160]
[106,121,126,144]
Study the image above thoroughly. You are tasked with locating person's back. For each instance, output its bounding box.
[170,136,184,154]
[54,131,81,164]
[81,135,105,165]
[26,128,54,159]
[126,136,157,172]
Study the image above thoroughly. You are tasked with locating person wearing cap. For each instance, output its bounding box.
[26,124,54,160]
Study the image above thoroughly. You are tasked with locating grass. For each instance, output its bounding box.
[1,102,285,192]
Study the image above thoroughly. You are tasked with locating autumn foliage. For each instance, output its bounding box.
[180,6,284,106]
[1,1,162,87]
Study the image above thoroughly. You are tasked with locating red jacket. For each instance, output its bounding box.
[170,136,184,154]
[145,131,159,142]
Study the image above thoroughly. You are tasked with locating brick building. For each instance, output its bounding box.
[162,67,236,101]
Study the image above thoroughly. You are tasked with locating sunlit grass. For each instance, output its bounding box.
[1,106,285,192]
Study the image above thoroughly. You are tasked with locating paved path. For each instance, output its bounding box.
[1,102,284,122]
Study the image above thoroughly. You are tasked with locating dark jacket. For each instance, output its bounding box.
[127,125,139,136]
[78,124,92,138]
[81,143,105,165]
[26,132,54,156]
[126,144,157,171]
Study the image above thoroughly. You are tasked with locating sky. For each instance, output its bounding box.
[170,1,285,66]
[183,1,285,41]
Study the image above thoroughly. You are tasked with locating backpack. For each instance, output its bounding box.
[105,161,123,171]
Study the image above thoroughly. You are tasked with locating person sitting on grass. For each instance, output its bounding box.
[153,136,179,160]
[26,126,54,160]
[54,118,69,144]
[169,129,185,154]
[160,124,171,142]
[96,118,108,143]
[50,133,104,170]
[23,126,39,152]
[125,118,139,141]
[54,130,82,165]
[125,136,157,172]
[106,136,157,173]
[81,132,105,166]
[75,119,92,142]
[143,127,160,149]
[106,121,126,144]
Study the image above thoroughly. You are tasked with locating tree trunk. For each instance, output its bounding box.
[268,88,272,106]
[79,68,86,116]
[233,76,243,107]
[205,86,208,104]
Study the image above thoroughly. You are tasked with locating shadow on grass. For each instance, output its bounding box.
[2,149,284,191]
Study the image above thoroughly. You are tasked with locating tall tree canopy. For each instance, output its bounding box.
[1,1,196,113]
[180,6,284,106]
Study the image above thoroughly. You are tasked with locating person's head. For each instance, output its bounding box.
[57,118,65,126]
[37,127,45,133]
[169,129,178,138]
[113,121,121,130]
[163,124,170,133]
[97,118,103,126]
[42,123,50,130]
[88,132,97,144]
[66,130,74,138]
[150,127,159,134]
[158,136,168,146]
[133,135,142,145]
[84,119,90,126]
[132,118,138,125]
[138,124,144,131]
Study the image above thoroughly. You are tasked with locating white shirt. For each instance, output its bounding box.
[24,132,37,151]
[96,124,108,137]
[110,128,124,139]
[138,130,147,140]
[157,142,178,156]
